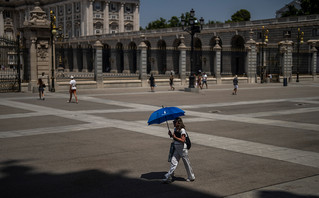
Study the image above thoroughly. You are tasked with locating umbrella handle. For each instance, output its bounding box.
[162,105,170,131]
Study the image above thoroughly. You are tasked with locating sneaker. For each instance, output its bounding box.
[67,100,70,103]
[186,178,195,182]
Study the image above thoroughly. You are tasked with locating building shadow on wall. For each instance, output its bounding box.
[0,160,218,198]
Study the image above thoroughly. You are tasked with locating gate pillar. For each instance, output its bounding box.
[178,35,187,85]
[213,38,222,84]
[139,39,148,87]
[21,3,51,92]
[309,42,318,81]
[279,38,293,83]
[245,30,257,83]
[94,40,104,88]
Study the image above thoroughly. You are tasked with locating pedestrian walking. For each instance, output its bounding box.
[68,76,78,103]
[197,74,202,89]
[149,74,155,92]
[169,73,175,91]
[232,75,238,95]
[202,72,208,89]
[37,78,45,100]
[163,117,195,183]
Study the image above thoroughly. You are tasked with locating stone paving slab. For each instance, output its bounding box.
[0,82,319,197]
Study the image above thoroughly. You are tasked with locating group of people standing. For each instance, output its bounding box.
[37,76,78,103]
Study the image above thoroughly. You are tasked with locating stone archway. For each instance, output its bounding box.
[116,43,124,73]
[173,38,181,75]
[144,40,151,74]
[193,38,202,74]
[102,44,111,72]
[231,35,246,75]
[128,42,137,73]
[157,40,167,74]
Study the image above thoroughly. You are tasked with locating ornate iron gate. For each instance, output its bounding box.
[0,36,20,92]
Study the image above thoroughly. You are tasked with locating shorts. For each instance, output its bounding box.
[234,85,238,89]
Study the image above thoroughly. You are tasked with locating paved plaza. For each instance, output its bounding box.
[0,81,319,198]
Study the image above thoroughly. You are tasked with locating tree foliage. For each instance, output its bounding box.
[281,0,319,17]
[231,9,251,22]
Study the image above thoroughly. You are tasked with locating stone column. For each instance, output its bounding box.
[139,40,148,87]
[123,49,130,73]
[310,42,318,80]
[166,47,174,74]
[0,9,4,36]
[29,37,38,91]
[63,45,70,72]
[82,46,88,72]
[72,44,79,72]
[94,40,104,88]
[213,37,222,84]
[279,39,293,84]
[71,3,75,38]
[245,30,257,83]
[178,35,187,85]
[88,0,94,35]
[104,2,110,34]
[119,3,124,32]
[133,3,139,31]
[110,48,118,73]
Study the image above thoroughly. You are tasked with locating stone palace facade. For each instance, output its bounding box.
[0,0,140,38]
[0,1,318,92]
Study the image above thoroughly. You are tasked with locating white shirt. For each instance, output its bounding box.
[174,128,187,146]
[70,79,77,90]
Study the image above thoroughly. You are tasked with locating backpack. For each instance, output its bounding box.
[175,129,191,150]
[185,133,191,150]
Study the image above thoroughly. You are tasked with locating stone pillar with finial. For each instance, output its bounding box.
[178,35,187,85]
[94,39,104,88]
[139,35,148,87]
[309,42,318,81]
[279,32,293,85]
[213,37,222,84]
[245,29,257,83]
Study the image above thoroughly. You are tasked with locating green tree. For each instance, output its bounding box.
[281,0,319,17]
[299,0,319,15]
[146,17,167,30]
[231,9,251,22]
[168,16,180,28]
[281,5,299,17]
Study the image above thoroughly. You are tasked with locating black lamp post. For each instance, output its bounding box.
[181,9,204,88]
[50,10,57,92]
[260,26,269,83]
[296,28,304,82]
[56,25,64,68]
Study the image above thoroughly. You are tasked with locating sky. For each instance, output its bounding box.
[139,0,293,28]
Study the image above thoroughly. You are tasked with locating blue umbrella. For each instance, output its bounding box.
[148,106,185,129]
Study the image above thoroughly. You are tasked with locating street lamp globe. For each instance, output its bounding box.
[190,8,195,17]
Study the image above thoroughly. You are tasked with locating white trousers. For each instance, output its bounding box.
[166,144,195,180]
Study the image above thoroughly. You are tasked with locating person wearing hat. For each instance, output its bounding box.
[68,76,78,103]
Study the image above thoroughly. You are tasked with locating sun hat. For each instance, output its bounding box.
[70,76,74,79]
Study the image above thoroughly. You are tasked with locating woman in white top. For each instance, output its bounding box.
[68,76,78,103]
[163,117,195,183]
